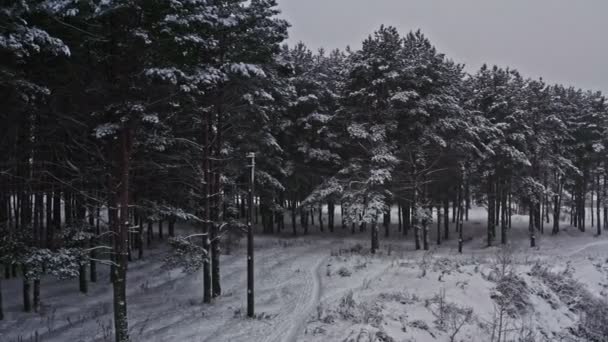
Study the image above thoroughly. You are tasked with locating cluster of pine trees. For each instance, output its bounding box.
[1,1,607,341]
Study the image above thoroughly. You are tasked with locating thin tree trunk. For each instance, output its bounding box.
[397,203,402,232]
[79,265,88,293]
[383,205,390,238]
[23,273,31,312]
[487,174,495,247]
[370,220,379,254]
[596,172,601,235]
[0,278,3,320]
[33,279,40,312]
[436,206,441,245]
[443,197,449,240]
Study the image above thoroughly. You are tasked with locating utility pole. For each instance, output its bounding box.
[247,152,255,318]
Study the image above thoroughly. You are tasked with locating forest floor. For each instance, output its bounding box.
[1,207,607,342]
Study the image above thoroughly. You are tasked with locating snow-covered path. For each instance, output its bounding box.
[0,237,337,342]
[566,239,608,257]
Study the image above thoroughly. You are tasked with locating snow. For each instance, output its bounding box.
[1,207,607,341]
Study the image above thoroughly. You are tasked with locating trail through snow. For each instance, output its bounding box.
[279,255,325,342]
[566,239,608,256]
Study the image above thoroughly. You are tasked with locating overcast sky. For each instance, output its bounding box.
[278,0,608,94]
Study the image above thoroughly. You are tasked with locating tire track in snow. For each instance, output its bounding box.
[282,255,325,342]
[566,240,608,257]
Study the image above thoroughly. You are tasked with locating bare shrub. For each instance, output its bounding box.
[338,266,352,277]
[429,289,473,342]
[530,263,608,341]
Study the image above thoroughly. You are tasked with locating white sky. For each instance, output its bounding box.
[278,0,608,94]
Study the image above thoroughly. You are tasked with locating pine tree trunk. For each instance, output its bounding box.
[138,218,144,259]
[202,113,211,304]
[90,237,97,283]
[168,217,175,237]
[403,203,410,236]
[596,172,601,235]
[0,278,4,320]
[158,220,163,240]
[422,208,429,251]
[112,126,131,342]
[436,206,441,245]
[501,178,508,245]
[413,191,420,250]
[33,279,40,312]
[443,197,449,240]
[529,202,536,248]
[146,221,152,247]
[79,265,88,294]
[370,220,379,254]
[291,198,297,236]
[23,277,31,312]
[397,203,402,232]
[318,203,323,232]
[487,174,495,247]
[383,205,390,238]
[328,201,335,233]
[458,179,464,254]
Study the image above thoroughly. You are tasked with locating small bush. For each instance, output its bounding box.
[338,266,352,277]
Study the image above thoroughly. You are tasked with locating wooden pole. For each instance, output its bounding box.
[247,153,256,318]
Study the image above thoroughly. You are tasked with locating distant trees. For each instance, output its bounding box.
[1,2,608,341]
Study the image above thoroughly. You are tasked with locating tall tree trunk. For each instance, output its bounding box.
[458,176,464,254]
[487,173,495,247]
[403,202,410,236]
[442,197,449,240]
[596,172,601,235]
[0,278,3,320]
[22,268,31,313]
[436,206,442,245]
[79,264,88,294]
[413,191,420,250]
[383,205,390,238]
[112,127,131,342]
[202,112,211,304]
[397,203,402,232]
[370,220,379,254]
[318,203,324,232]
[33,279,40,312]
[328,201,335,233]
[211,108,222,298]
[529,201,536,248]
[291,197,297,236]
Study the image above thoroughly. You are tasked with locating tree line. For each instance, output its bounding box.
[1,1,607,341]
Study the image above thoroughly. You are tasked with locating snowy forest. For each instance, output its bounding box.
[1,1,608,342]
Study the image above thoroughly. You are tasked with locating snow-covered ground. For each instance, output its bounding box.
[1,207,607,342]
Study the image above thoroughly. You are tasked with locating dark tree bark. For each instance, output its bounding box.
[397,203,402,232]
[168,217,175,237]
[33,279,40,312]
[596,172,601,235]
[146,221,152,247]
[0,278,3,320]
[112,127,131,342]
[443,197,450,240]
[23,274,31,312]
[436,206,441,245]
[370,220,379,254]
[383,205,390,238]
[402,202,410,236]
[328,201,335,233]
[79,265,88,294]
[291,197,297,236]
[529,202,536,248]
[487,174,495,247]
